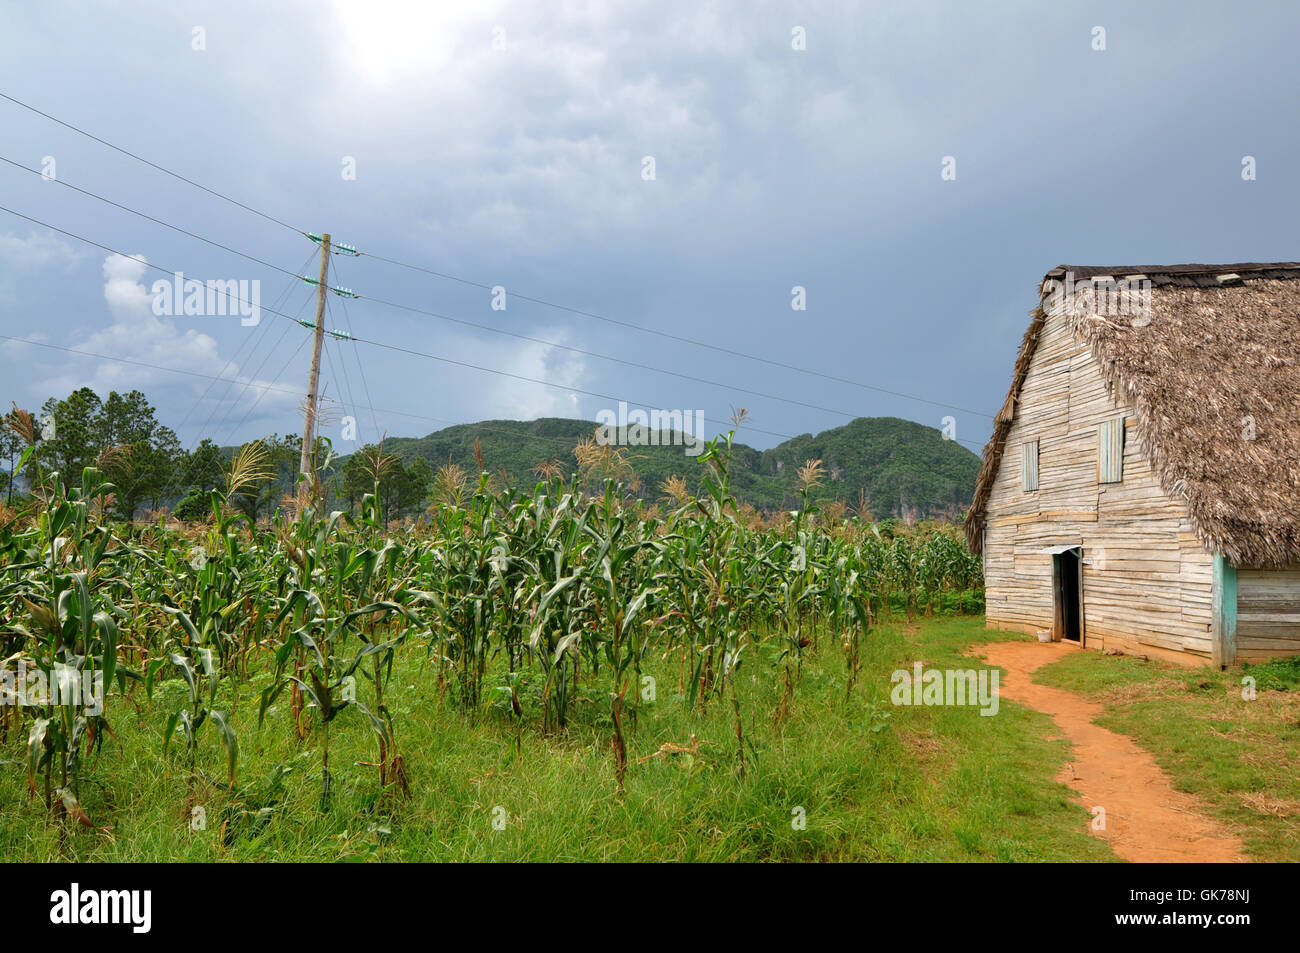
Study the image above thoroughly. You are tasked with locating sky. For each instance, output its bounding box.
[1,0,1298,458]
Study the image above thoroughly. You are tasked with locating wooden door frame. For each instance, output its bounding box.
[1077,550,1087,649]
[1050,546,1085,645]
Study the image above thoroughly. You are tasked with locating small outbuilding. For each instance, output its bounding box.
[967,263,1300,667]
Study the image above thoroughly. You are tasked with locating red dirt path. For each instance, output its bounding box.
[974,639,1247,863]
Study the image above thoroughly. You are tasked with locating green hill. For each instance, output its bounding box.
[372,415,980,519]
[757,417,980,518]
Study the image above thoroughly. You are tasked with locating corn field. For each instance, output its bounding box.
[0,431,982,824]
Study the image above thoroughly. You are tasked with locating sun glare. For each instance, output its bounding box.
[333,0,486,85]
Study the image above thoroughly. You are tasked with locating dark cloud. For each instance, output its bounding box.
[2,1,1296,453]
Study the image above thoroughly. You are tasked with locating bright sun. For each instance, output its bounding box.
[332,0,490,86]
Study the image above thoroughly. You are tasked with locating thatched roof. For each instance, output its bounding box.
[967,262,1300,568]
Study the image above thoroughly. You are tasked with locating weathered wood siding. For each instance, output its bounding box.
[983,309,1216,664]
[1236,565,1300,658]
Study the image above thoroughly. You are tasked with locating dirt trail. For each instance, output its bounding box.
[974,640,1247,863]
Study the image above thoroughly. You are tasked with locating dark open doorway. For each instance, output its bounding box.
[1053,548,1082,643]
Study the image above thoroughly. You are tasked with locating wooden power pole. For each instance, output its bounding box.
[298,233,330,509]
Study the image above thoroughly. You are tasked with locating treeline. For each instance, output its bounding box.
[4,387,979,526]
[2,387,434,522]
[360,416,982,519]
[4,388,185,518]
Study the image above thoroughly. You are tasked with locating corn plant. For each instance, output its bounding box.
[11,469,120,824]
[0,438,990,814]
[258,506,410,810]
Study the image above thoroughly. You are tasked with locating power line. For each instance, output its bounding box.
[2,129,989,424]
[0,162,962,427]
[0,334,632,453]
[323,305,358,438]
[179,251,318,442]
[0,209,792,442]
[3,333,988,465]
[1,89,992,421]
[0,91,302,234]
[336,322,989,448]
[0,203,309,336]
[0,155,300,278]
[0,204,987,450]
[347,334,987,450]
[360,251,995,418]
[357,291,937,424]
[342,332,798,442]
[1,334,309,405]
[6,149,936,428]
[225,334,310,442]
[328,257,380,440]
[205,319,296,443]
[202,255,322,443]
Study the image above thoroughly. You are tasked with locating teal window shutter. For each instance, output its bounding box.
[1022,440,1039,491]
[1098,418,1125,483]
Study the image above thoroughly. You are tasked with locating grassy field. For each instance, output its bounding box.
[1,616,1116,862]
[1035,650,1300,863]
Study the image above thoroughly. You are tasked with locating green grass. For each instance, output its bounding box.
[1035,650,1300,862]
[0,616,1114,862]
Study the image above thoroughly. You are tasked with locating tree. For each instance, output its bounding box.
[337,446,429,519]
[394,455,432,516]
[39,387,102,482]
[97,390,181,518]
[171,438,227,521]
[0,424,24,505]
[30,388,191,519]
[181,439,225,494]
[172,487,211,522]
[339,445,379,511]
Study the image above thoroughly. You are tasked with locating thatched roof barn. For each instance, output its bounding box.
[968,263,1300,667]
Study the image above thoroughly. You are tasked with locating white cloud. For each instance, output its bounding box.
[0,231,81,270]
[414,323,589,423]
[488,328,588,419]
[42,255,300,436]
[101,253,154,316]
[71,253,223,394]
[0,231,83,307]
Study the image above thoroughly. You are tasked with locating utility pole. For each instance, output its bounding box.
[298,233,330,509]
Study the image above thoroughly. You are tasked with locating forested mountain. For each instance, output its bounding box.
[3,386,980,521]
[377,415,980,518]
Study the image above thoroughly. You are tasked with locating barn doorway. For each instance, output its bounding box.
[1052,548,1082,643]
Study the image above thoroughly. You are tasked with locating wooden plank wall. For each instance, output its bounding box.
[983,309,1216,664]
[1236,565,1300,658]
